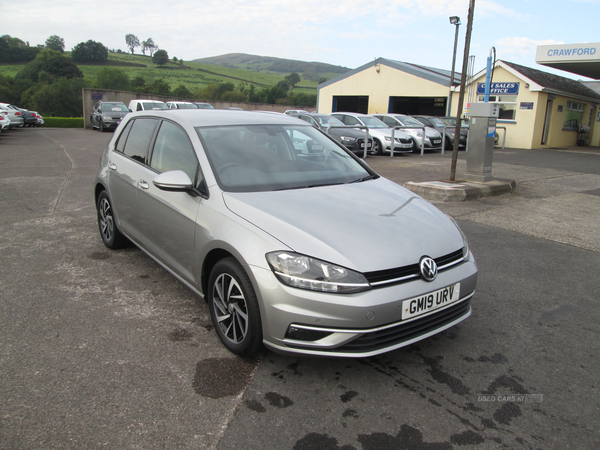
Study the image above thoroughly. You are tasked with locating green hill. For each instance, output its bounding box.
[193,53,350,81]
[0,51,340,93]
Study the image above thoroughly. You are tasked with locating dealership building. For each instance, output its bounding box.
[317,43,600,149]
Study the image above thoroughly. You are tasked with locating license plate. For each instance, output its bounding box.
[402,283,460,320]
[360,143,372,148]
[433,139,441,144]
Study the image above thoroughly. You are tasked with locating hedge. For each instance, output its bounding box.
[43,117,84,128]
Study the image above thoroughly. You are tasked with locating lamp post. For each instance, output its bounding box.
[447,16,461,117]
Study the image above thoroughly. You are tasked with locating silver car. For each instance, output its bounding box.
[94,110,477,357]
[373,114,443,152]
[0,103,24,129]
[331,112,414,155]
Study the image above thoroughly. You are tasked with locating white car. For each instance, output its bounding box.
[331,113,414,155]
[0,103,24,128]
[0,110,11,132]
[128,100,169,112]
[166,101,198,109]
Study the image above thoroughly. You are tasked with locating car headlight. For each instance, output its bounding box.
[340,136,357,143]
[266,252,371,294]
[102,115,113,121]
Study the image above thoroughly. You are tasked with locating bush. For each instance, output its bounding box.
[42,117,84,128]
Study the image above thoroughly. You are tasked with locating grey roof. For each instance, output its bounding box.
[318,58,460,89]
[501,60,600,101]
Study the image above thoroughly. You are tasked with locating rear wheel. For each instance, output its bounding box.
[97,191,128,249]
[208,258,263,357]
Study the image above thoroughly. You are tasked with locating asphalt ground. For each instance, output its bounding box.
[1,127,599,449]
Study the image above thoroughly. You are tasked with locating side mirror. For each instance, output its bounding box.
[152,170,193,192]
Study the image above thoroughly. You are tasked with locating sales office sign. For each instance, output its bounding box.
[476,82,520,95]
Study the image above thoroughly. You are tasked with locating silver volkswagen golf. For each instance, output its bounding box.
[94,110,478,357]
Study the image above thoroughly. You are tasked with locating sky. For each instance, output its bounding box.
[3,0,599,81]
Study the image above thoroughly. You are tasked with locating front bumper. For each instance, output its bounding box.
[252,255,478,357]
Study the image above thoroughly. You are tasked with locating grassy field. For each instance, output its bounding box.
[0,52,322,93]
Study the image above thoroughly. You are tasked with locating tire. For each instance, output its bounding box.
[208,257,263,357]
[99,120,105,132]
[372,138,382,156]
[97,191,128,249]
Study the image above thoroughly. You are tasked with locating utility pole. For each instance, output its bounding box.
[450,0,475,181]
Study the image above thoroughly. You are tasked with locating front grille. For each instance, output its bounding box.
[324,297,471,354]
[364,248,465,289]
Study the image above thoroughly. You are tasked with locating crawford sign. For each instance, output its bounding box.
[536,43,600,62]
[476,82,520,95]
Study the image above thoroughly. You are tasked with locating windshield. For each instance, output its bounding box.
[102,103,129,112]
[394,116,423,127]
[314,116,345,127]
[429,117,450,127]
[197,124,374,192]
[358,116,388,128]
[143,102,168,110]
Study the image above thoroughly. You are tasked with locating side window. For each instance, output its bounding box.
[150,120,201,187]
[115,119,134,153]
[122,118,159,163]
[137,103,143,111]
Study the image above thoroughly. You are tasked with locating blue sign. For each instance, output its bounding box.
[520,102,534,110]
[92,93,103,100]
[477,82,519,95]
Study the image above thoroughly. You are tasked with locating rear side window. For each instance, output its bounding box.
[121,118,159,164]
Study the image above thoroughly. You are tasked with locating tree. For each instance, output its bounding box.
[45,35,65,53]
[17,49,83,83]
[71,40,108,63]
[22,76,88,117]
[285,72,300,87]
[152,49,169,66]
[172,84,192,98]
[0,35,40,63]
[149,78,170,96]
[125,34,139,55]
[131,76,147,92]
[141,38,155,56]
[96,67,130,91]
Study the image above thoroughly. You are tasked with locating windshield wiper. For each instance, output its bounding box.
[350,174,379,183]
[274,182,345,191]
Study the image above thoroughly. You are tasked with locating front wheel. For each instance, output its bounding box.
[99,120,105,132]
[208,258,263,357]
[372,139,382,156]
[97,191,128,249]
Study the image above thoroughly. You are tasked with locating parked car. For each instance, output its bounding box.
[0,110,10,132]
[294,113,375,156]
[91,101,131,132]
[94,110,477,357]
[19,109,43,127]
[413,115,466,150]
[128,99,169,112]
[442,116,500,146]
[194,102,215,109]
[166,101,198,109]
[284,110,309,116]
[0,103,24,128]
[372,114,443,152]
[331,112,413,155]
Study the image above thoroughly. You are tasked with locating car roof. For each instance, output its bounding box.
[128,109,314,127]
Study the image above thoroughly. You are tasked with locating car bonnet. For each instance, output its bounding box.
[222,177,463,273]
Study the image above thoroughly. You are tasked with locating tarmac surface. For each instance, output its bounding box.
[1,127,599,449]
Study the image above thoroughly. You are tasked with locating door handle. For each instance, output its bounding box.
[138,180,150,190]
[108,162,117,170]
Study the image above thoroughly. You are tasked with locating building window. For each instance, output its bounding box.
[477,95,517,120]
[563,101,584,130]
